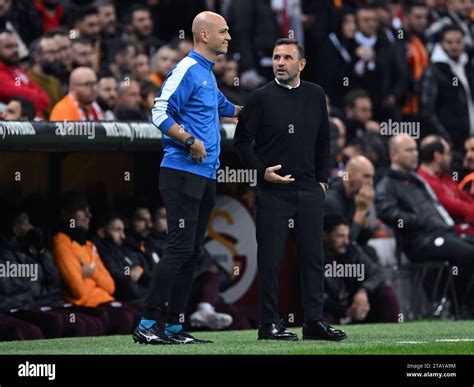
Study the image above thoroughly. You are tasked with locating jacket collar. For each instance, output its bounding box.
[188,50,214,70]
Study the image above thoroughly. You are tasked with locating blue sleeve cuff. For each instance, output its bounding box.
[223,101,235,117]
[159,117,177,134]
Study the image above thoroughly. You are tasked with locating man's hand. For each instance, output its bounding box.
[130,265,144,282]
[346,289,370,321]
[190,139,206,162]
[81,262,96,279]
[355,183,375,212]
[365,120,380,134]
[319,182,327,193]
[264,165,295,184]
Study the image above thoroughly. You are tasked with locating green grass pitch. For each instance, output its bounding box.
[0,321,473,355]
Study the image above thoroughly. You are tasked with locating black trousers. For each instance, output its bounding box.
[254,186,325,325]
[142,167,216,323]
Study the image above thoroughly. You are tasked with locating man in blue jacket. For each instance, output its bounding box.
[133,11,241,345]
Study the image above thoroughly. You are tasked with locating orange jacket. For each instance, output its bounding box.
[52,232,115,307]
[50,94,103,121]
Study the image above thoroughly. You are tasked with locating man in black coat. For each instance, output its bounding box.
[420,25,474,158]
[234,38,346,341]
[375,134,474,315]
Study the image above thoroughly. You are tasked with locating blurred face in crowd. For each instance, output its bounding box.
[347,96,372,124]
[132,53,151,82]
[213,54,227,77]
[449,0,473,18]
[70,67,98,106]
[72,41,95,68]
[4,100,23,120]
[54,34,73,72]
[74,207,92,230]
[154,47,178,77]
[98,4,117,35]
[13,213,33,238]
[105,218,126,246]
[464,137,474,170]
[375,6,392,28]
[0,0,11,17]
[0,32,19,66]
[438,140,452,172]
[390,135,419,172]
[341,14,357,39]
[222,59,238,86]
[130,9,153,39]
[345,156,375,195]
[118,80,141,108]
[405,6,429,35]
[153,207,167,234]
[357,9,379,37]
[115,45,136,74]
[325,224,350,255]
[441,30,465,60]
[132,208,152,237]
[76,13,101,42]
[97,77,118,109]
[272,43,306,87]
[177,39,193,60]
[37,37,62,76]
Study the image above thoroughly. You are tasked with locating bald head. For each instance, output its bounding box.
[344,156,375,196]
[191,11,231,60]
[69,67,97,106]
[389,134,419,172]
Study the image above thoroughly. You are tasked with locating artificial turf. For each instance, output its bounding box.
[0,321,473,355]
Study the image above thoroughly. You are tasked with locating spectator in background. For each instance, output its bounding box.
[325,156,379,260]
[73,6,103,71]
[323,214,399,324]
[218,59,247,106]
[352,5,407,121]
[71,38,96,70]
[319,8,357,109]
[150,45,178,88]
[429,0,449,23]
[228,0,279,88]
[459,136,474,196]
[139,80,159,120]
[27,36,65,118]
[52,193,137,334]
[375,134,474,316]
[34,0,65,33]
[131,53,151,83]
[92,213,150,306]
[2,97,36,121]
[45,28,72,88]
[418,135,474,236]
[171,37,193,61]
[108,43,136,81]
[115,79,146,120]
[0,0,42,59]
[97,75,117,120]
[0,30,50,118]
[50,67,104,121]
[425,0,474,54]
[343,89,380,143]
[421,25,474,157]
[122,4,163,58]
[97,0,120,40]
[401,1,430,119]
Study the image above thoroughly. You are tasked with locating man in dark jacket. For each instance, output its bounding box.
[420,25,474,157]
[323,214,399,324]
[375,134,474,314]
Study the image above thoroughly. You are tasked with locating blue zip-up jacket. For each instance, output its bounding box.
[152,50,235,179]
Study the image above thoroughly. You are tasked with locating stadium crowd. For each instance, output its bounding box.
[1,0,474,340]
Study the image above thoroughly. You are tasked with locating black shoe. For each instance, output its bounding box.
[167,330,214,344]
[133,324,174,345]
[258,319,298,341]
[303,320,347,341]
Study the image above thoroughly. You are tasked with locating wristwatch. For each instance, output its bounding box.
[185,136,195,153]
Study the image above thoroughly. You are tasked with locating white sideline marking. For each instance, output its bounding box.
[396,338,474,344]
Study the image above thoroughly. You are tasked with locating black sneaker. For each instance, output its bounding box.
[133,323,174,345]
[167,330,213,344]
[302,320,347,341]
